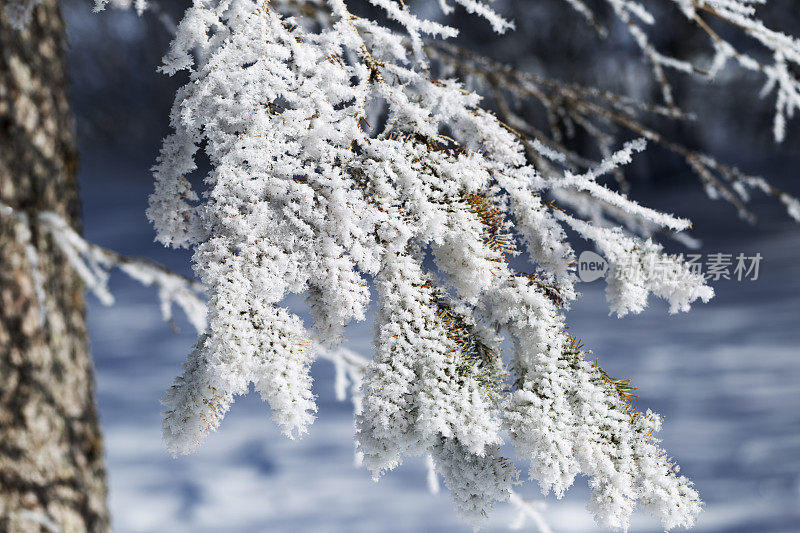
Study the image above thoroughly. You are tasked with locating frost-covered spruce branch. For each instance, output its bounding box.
[114,0,718,528]
[552,0,800,140]
[682,0,800,142]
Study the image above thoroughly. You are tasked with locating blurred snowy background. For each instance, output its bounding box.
[64,1,800,531]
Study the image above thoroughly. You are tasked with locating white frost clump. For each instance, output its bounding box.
[356,250,504,469]
[485,274,702,531]
[145,0,710,528]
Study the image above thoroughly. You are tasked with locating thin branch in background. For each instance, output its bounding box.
[428,41,800,225]
[509,491,553,533]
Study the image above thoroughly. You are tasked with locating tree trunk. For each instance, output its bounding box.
[0,1,110,531]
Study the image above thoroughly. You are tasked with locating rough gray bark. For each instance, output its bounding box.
[0,1,110,531]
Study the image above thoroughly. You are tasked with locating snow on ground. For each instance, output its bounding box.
[80,152,800,532]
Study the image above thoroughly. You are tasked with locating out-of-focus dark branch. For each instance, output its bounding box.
[427,41,800,224]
